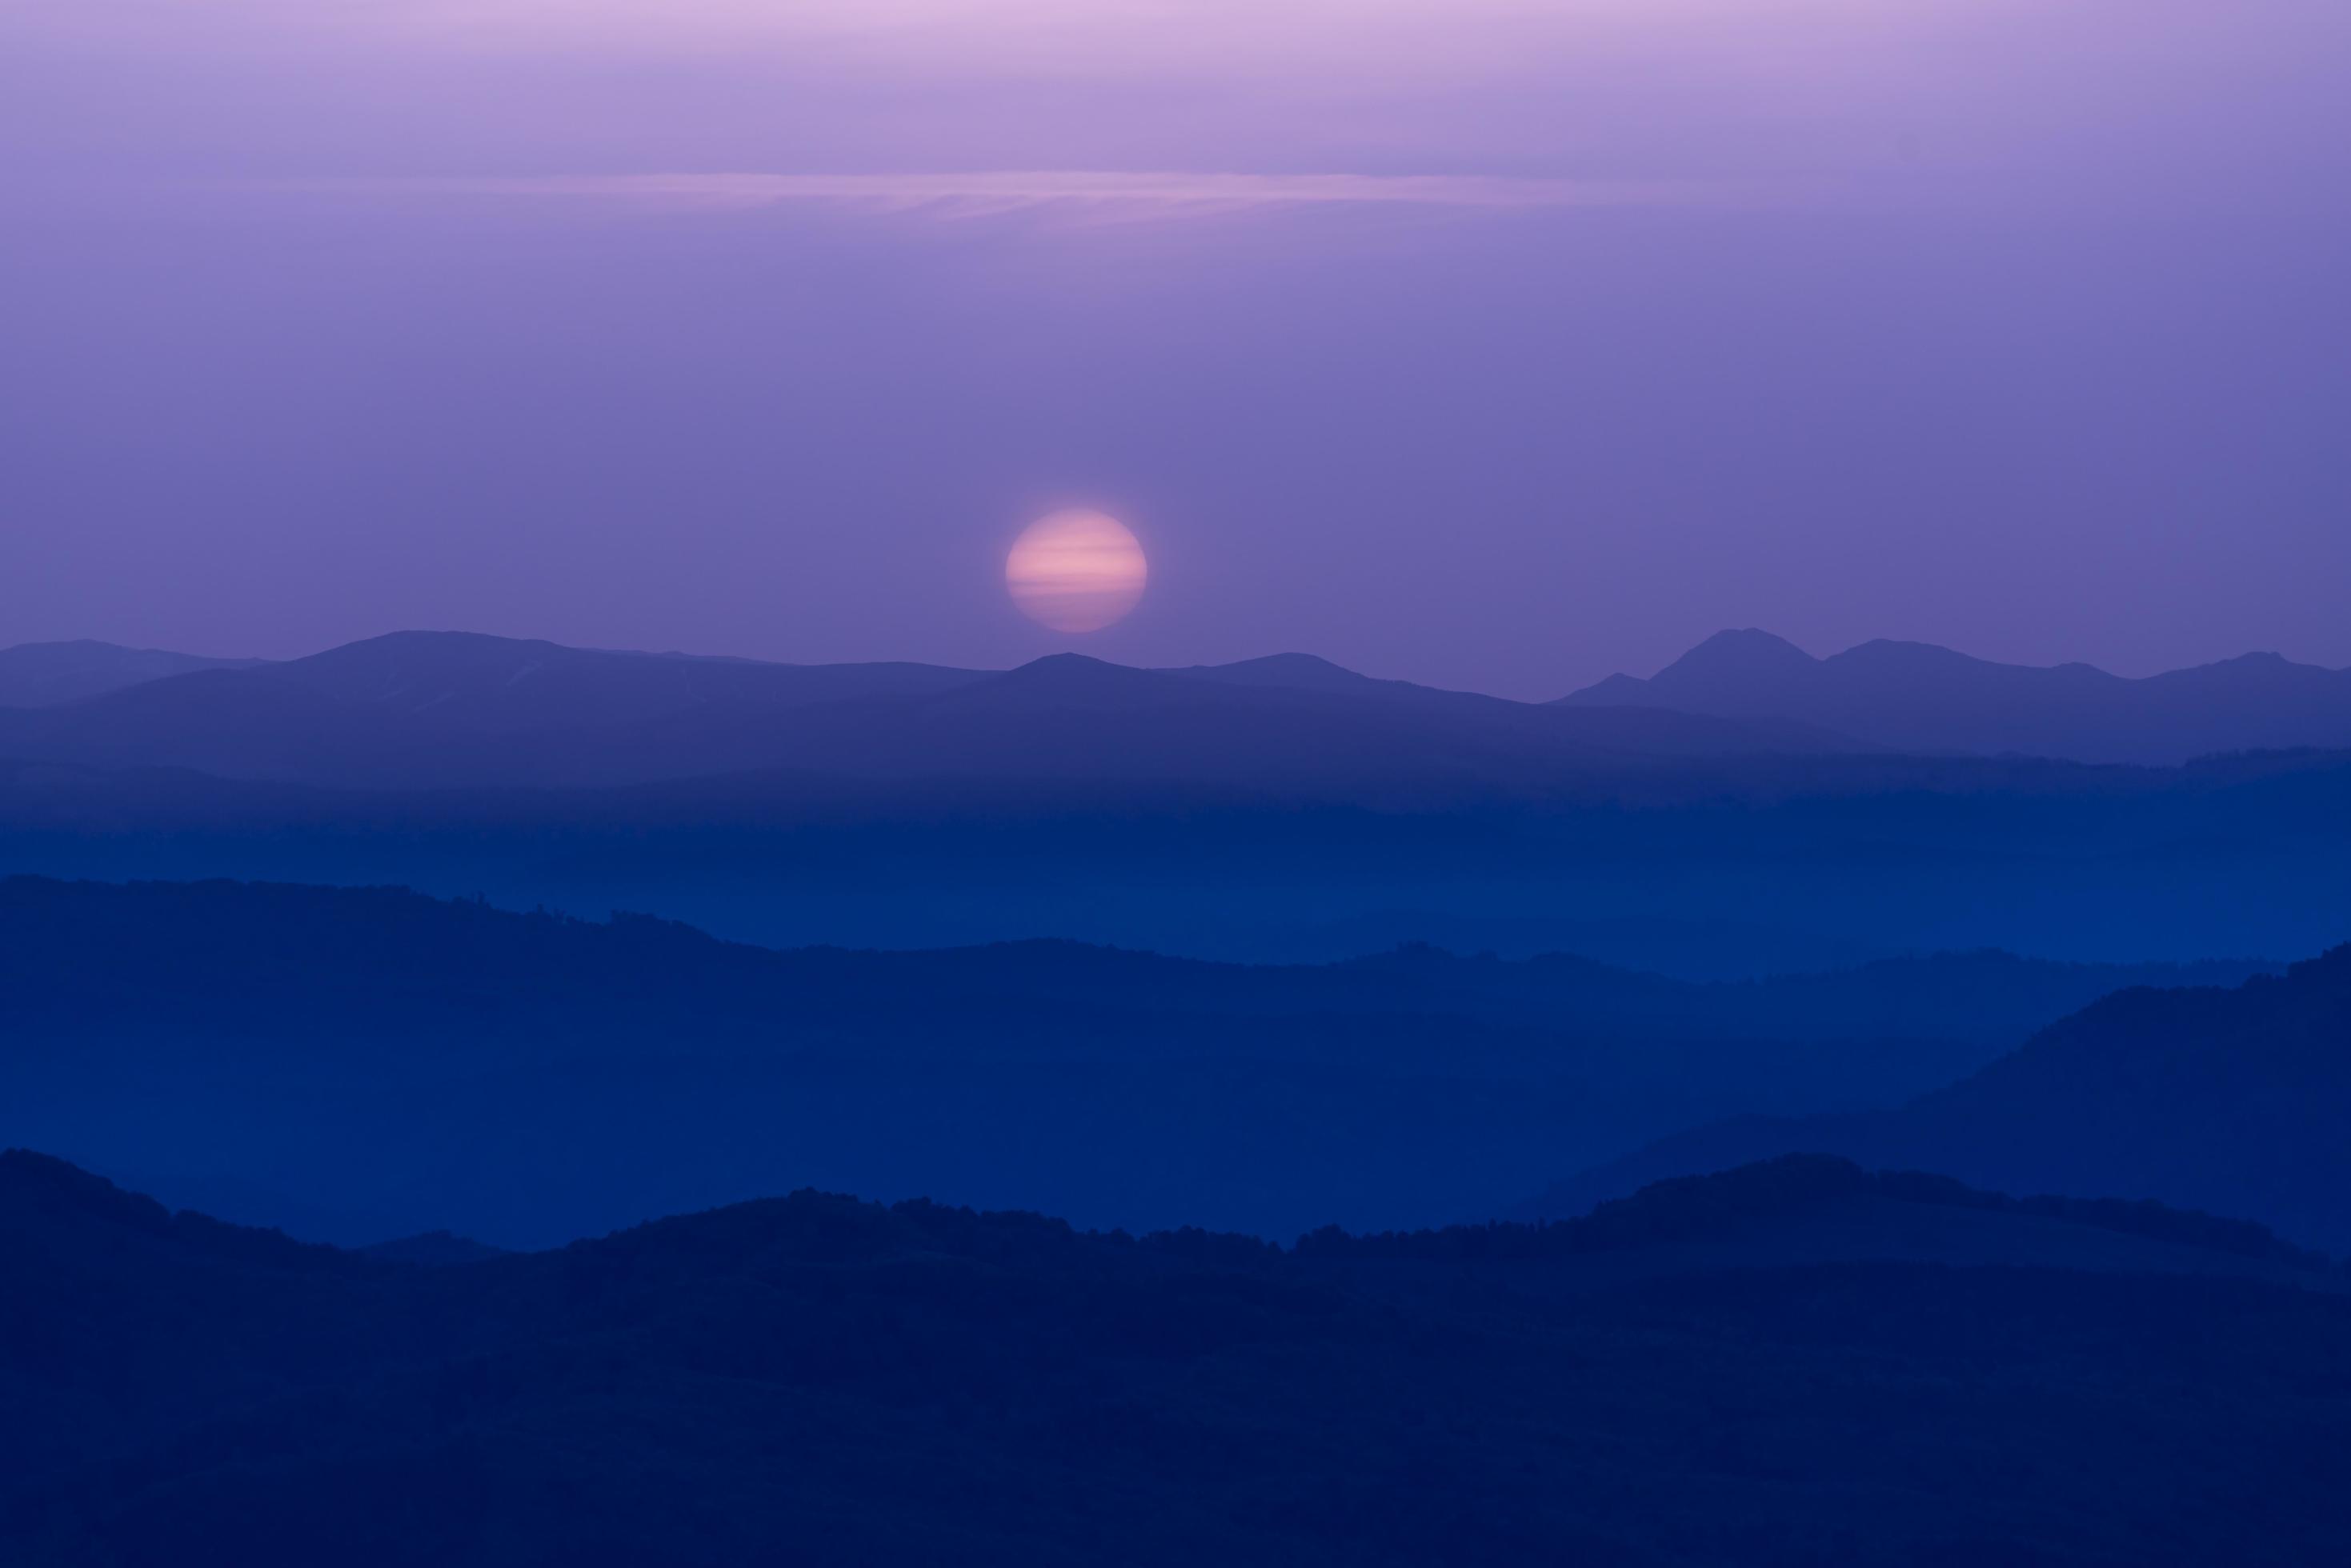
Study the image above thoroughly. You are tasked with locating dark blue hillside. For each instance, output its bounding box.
[0,876,2273,1246]
[6,1150,2350,1566]
[1529,945,2351,1249]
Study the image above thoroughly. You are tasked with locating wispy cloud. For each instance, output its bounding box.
[283,170,1784,221]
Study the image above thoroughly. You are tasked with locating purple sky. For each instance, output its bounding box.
[2,2,2346,698]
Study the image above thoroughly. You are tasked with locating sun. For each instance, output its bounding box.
[1004,510,1149,634]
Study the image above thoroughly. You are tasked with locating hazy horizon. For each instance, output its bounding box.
[5,0,2348,698]
[9,622,2349,705]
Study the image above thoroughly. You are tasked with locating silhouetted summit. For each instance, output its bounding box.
[1560,629,2351,763]
[1164,650,1391,690]
[970,651,1201,706]
[1155,652,1500,712]
[1662,626,1822,683]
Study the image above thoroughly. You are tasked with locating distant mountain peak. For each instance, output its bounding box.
[1159,651,1406,697]
[1003,651,1125,679]
[1221,652,1356,678]
[1832,638,1985,665]
[1666,628,1818,672]
[979,652,1174,704]
[336,629,551,650]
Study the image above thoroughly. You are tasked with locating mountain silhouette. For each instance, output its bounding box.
[0,639,266,708]
[1161,650,1426,694]
[12,630,2346,773]
[7,1148,2350,1566]
[1558,628,2351,763]
[0,630,1859,792]
[270,628,991,726]
[1526,945,2351,1248]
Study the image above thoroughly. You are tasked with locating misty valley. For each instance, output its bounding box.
[4,630,2350,1563]
[8,2,2350,1554]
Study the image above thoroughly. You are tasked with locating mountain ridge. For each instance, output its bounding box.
[1558,627,2351,763]
[14,626,2345,775]
[0,629,1863,792]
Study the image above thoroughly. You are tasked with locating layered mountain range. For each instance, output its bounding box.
[0,874,2313,1248]
[0,631,1853,794]
[5,629,2347,794]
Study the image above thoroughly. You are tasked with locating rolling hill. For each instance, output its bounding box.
[0,875,2273,1247]
[1526,944,2351,1249]
[6,1149,2349,1566]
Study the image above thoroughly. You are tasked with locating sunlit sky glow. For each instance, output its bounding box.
[1,1,2345,694]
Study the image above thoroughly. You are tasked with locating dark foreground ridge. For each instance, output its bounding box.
[7,1150,2351,1566]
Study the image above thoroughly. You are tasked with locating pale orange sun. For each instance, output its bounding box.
[1004,510,1148,634]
